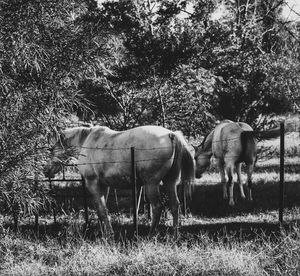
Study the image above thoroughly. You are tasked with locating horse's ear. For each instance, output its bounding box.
[53,126,62,141]
[191,144,198,150]
[47,128,58,145]
[47,126,65,145]
[199,133,210,146]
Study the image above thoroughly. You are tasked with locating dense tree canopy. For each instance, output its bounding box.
[78,0,300,130]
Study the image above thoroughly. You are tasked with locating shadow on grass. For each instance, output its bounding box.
[255,163,299,174]
[207,162,299,175]
[4,216,300,245]
[189,180,300,217]
[2,178,300,243]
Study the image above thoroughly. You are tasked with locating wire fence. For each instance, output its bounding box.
[24,120,300,235]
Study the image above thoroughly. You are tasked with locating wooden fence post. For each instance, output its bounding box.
[62,166,65,180]
[182,184,187,217]
[279,121,285,225]
[105,186,110,202]
[145,188,152,220]
[34,172,39,235]
[49,178,57,224]
[137,186,143,214]
[81,177,89,227]
[113,189,120,214]
[131,147,138,237]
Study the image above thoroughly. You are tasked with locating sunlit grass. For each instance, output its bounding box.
[195,170,299,185]
[0,229,274,276]
[2,224,300,276]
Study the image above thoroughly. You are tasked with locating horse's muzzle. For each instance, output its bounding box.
[195,172,202,178]
[43,167,54,179]
[43,164,58,179]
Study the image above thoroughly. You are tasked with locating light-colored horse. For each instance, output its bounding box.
[194,120,256,206]
[44,125,195,237]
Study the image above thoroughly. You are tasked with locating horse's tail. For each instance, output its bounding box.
[240,131,257,163]
[254,121,296,140]
[169,131,195,198]
[254,128,281,140]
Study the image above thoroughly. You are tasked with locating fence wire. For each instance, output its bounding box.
[46,121,300,167]
[30,120,300,229]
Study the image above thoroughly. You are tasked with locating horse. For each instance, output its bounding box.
[44,125,195,238]
[194,120,257,206]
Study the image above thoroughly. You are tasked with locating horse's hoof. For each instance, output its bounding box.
[229,200,235,206]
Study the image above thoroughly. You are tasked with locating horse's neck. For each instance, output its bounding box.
[202,131,213,154]
[64,127,91,149]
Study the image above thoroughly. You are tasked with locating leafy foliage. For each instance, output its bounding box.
[0,0,109,217]
[82,0,300,132]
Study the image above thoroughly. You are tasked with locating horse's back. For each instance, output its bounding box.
[212,121,236,157]
[83,125,171,148]
[78,125,176,186]
[212,121,254,162]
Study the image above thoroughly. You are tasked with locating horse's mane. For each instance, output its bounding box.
[199,120,232,151]
[62,127,92,147]
[200,131,213,152]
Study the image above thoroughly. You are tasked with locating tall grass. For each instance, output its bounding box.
[1,225,300,276]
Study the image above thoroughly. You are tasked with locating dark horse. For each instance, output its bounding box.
[44,125,195,238]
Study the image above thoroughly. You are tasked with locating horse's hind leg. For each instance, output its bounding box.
[246,163,254,201]
[145,182,163,237]
[164,178,180,239]
[236,163,246,199]
[226,165,235,206]
[85,177,113,238]
[217,160,227,199]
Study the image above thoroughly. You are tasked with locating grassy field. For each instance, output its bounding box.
[1,130,300,275]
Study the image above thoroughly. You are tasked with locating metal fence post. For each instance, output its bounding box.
[279,121,285,225]
[131,147,138,237]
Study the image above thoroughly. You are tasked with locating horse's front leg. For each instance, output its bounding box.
[85,177,113,239]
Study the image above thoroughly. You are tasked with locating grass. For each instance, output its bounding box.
[1,219,300,276]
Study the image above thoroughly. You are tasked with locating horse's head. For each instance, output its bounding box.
[43,131,72,178]
[44,127,91,178]
[193,135,212,178]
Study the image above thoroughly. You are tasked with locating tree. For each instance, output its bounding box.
[0,0,110,219]
[197,0,300,125]
[78,0,218,134]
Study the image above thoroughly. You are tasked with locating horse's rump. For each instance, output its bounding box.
[163,131,195,196]
[212,121,254,162]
